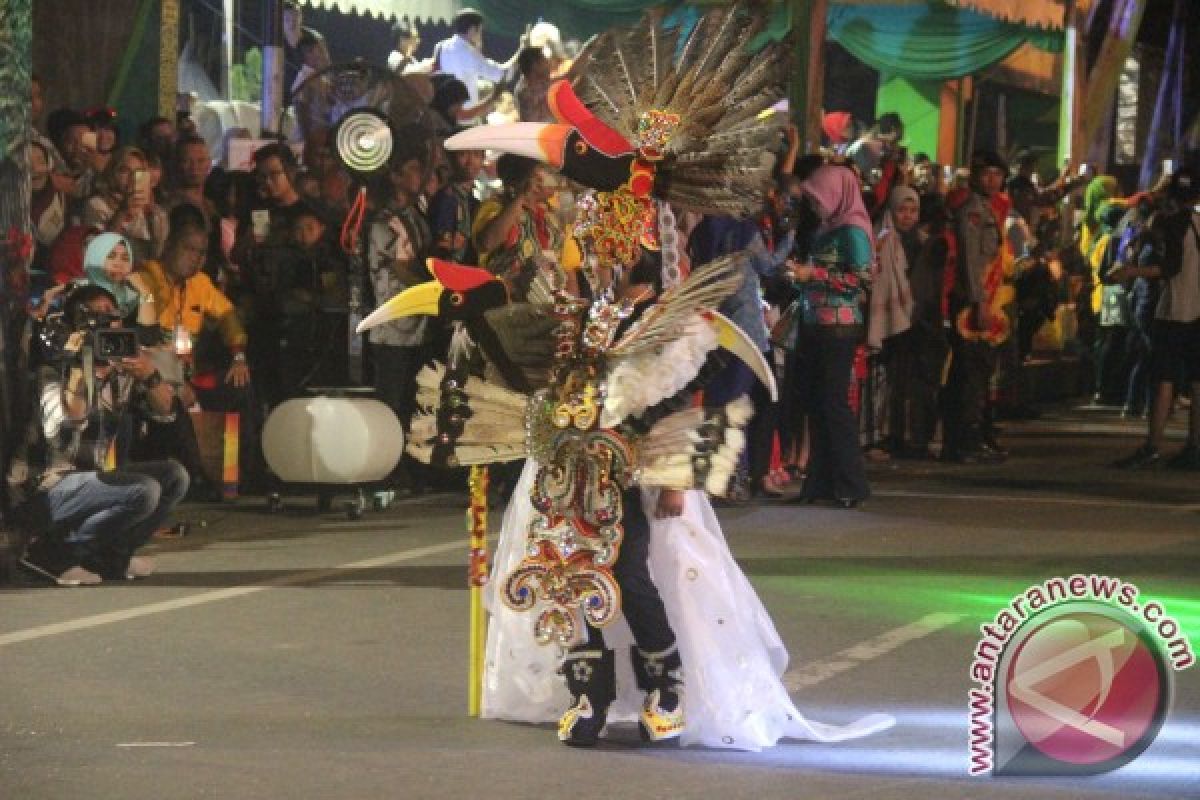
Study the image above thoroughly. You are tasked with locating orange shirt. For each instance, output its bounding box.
[138,259,247,351]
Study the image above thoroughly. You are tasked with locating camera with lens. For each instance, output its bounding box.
[35,307,138,366]
[93,328,139,362]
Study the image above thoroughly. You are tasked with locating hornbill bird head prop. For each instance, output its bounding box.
[357,259,558,393]
[357,259,509,328]
[357,258,777,403]
[445,81,654,198]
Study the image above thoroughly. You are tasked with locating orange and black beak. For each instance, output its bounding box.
[444,122,572,170]
[356,260,508,333]
[444,80,638,194]
[446,124,637,194]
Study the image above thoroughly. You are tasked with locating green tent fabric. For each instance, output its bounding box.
[827,2,1062,80]
[470,1,1062,80]
[469,0,791,47]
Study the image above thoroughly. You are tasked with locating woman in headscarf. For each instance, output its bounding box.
[82,232,160,340]
[786,165,874,507]
[1080,175,1119,260]
[1090,201,1134,405]
[869,186,918,455]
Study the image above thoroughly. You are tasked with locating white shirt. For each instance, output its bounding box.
[387,50,435,75]
[1156,211,1200,323]
[433,34,510,105]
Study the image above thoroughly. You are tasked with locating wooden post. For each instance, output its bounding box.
[937,80,959,167]
[790,0,828,152]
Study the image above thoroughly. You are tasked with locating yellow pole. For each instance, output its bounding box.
[467,466,490,717]
[158,0,180,118]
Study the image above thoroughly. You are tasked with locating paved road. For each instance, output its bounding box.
[2,405,1197,799]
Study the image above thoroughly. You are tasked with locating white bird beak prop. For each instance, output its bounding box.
[702,311,778,402]
[444,122,570,169]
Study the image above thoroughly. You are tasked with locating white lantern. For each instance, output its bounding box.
[262,396,404,484]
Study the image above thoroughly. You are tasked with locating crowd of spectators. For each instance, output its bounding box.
[12,4,1199,586]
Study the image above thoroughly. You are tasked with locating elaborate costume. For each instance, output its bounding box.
[483,462,894,750]
[359,2,892,748]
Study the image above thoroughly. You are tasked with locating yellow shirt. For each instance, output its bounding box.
[138,259,248,351]
[472,198,580,272]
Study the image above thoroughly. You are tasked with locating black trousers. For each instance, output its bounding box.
[704,357,776,485]
[796,327,870,502]
[906,325,950,449]
[944,333,997,454]
[372,343,423,432]
[1094,325,1130,404]
[778,345,806,459]
[583,486,676,654]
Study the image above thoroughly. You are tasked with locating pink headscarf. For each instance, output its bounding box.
[802,165,874,245]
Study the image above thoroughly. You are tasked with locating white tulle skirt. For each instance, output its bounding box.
[481,461,894,751]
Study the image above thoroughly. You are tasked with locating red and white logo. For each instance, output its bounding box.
[989,604,1171,775]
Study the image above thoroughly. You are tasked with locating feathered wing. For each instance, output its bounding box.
[608,253,744,358]
[473,303,561,393]
[571,2,789,216]
[407,363,531,467]
[637,396,754,496]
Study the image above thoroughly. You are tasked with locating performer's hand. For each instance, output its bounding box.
[655,489,685,519]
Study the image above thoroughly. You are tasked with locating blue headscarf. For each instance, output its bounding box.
[83,232,140,318]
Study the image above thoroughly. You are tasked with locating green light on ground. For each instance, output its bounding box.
[751,566,1200,652]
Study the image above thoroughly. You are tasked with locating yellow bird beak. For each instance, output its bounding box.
[355,280,443,334]
[704,311,778,402]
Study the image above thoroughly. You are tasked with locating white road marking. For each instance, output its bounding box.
[0,539,478,649]
[783,612,965,692]
[117,742,196,748]
[872,488,1196,513]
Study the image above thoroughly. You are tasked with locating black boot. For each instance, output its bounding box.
[631,644,684,742]
[557,648,616,746]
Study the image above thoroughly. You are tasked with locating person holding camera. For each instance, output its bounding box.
[13,285,188,586]
[82,145,168,263]
[472,154,566,302]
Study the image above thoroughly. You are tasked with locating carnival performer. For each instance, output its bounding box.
[476,262,892,750]
[359,2,893,750]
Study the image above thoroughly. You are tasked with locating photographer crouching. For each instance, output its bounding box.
[12,285,188,586]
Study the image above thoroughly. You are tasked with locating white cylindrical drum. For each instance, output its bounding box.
[262,396,404,484]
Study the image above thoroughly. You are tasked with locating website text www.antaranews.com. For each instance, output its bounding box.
[966,574,1194,775]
